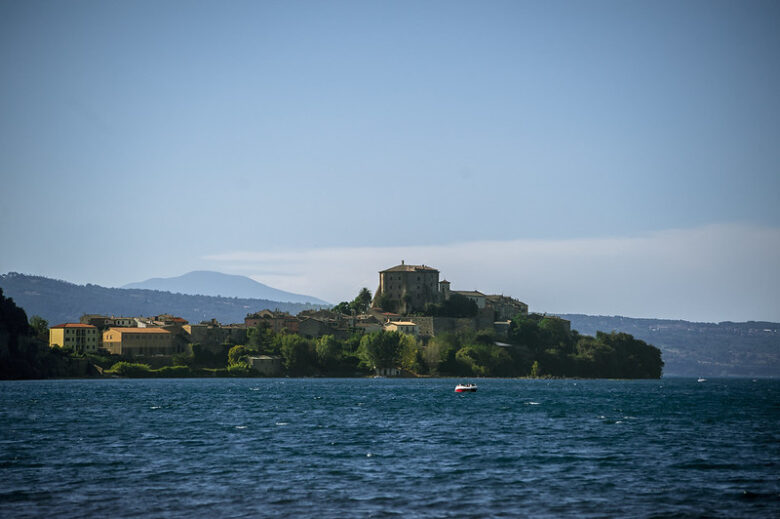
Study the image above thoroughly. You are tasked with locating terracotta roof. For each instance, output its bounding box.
[51,323,96,329]
[105,327,171,334]
[380,263,439,273]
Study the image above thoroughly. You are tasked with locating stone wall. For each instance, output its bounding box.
[402,315,496,338]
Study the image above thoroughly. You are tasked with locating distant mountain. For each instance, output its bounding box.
[558,314,779,378]
[122,271,329,305]
[0,273,327,325]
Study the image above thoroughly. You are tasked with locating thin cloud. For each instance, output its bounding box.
[204,224,780,322]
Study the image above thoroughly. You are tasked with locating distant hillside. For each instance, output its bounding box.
[122,270,329,305]
[0,273,326,325]
[558,314,779,378]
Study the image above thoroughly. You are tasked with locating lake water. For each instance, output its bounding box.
[1,378,778,518]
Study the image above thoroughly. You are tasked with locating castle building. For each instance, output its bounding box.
[375,261,529,325]
[376,261,442,314]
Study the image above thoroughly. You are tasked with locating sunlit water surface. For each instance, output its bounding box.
[1,378,778,518]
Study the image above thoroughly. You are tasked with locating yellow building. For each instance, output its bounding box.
[102,327,174,357]
[49,323,99,353]
[383,321,419,337]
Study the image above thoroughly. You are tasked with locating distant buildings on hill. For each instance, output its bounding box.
[48,262,553,360]
[375,260,528,319]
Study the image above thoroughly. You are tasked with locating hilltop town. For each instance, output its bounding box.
[48,262,544,360]
[2,262,663,379]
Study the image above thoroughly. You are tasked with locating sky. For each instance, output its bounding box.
[1,0,778,322]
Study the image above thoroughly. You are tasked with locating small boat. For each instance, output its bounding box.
[697,377,706,383]
[455,383,478,393]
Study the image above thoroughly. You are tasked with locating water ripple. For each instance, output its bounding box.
[0,378,778,518]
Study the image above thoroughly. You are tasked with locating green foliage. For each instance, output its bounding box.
[247,323,278,355]
[29,315,49,342]
[279,335,316,375]
[423,294,478,318]
[398,333,422,372]
[350,288,372,315]
[423,333,460,375]
[178,343,227,368]
[155,365,193,377]
[505,317,663,378]
[85,351,122,370]
[228,345,250,366]
[331,301,352,315]
[539,317,572,350]
[455,345,491,376]
[227,363,256,376]
[332,288,373,316]
[109,362,152,377]
[508,315,543,350]
[358,331,406,370]
[1,289,91,379]
[374,293,398,313]
[315,335,342,372]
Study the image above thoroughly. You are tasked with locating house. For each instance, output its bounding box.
[298,317,344,339]
[354,322,382,334]
[384,321,419,337]
[245,310,299,334]
[247,355,283,376]
[111,317,138,327]
[182,323,247,352]
[485,295,529,321]
[102,327,177,357]
[49,323,99,353]
[452,290,487,309]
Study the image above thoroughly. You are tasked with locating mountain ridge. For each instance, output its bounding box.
[0,272,325,325]
[1,273,777,377]
[122,270,329,305]
[556,313,779,378]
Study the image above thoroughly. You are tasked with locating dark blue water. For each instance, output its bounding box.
[1,378,778,518]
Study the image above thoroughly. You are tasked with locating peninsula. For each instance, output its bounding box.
[0,262,663,379]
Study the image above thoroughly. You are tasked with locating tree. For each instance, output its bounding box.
[398,333,422,373]
[423,294,478,318]
[507,315,542,351]
[315,335,342,372]
[29,315,49,343]
[228,345,250,366]
[374,293,398,313]
[423,333,461,375]
[350,288,372,315]
[279,335,316,375]
[331,301,352,315]
[358,331,405,370]
[247,322,277,354]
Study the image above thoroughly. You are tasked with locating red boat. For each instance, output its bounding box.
[454,383,477,393]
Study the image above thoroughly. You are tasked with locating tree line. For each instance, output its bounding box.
[1,286,663,379]
[214,312,663,378]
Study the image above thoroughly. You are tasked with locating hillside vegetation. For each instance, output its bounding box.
[560,314,779,377]
[0,273,324,324]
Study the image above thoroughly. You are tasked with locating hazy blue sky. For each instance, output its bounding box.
[1,0,778,322]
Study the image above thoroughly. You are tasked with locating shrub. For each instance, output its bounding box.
[109,362,151,378]
[155,365,192,378]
